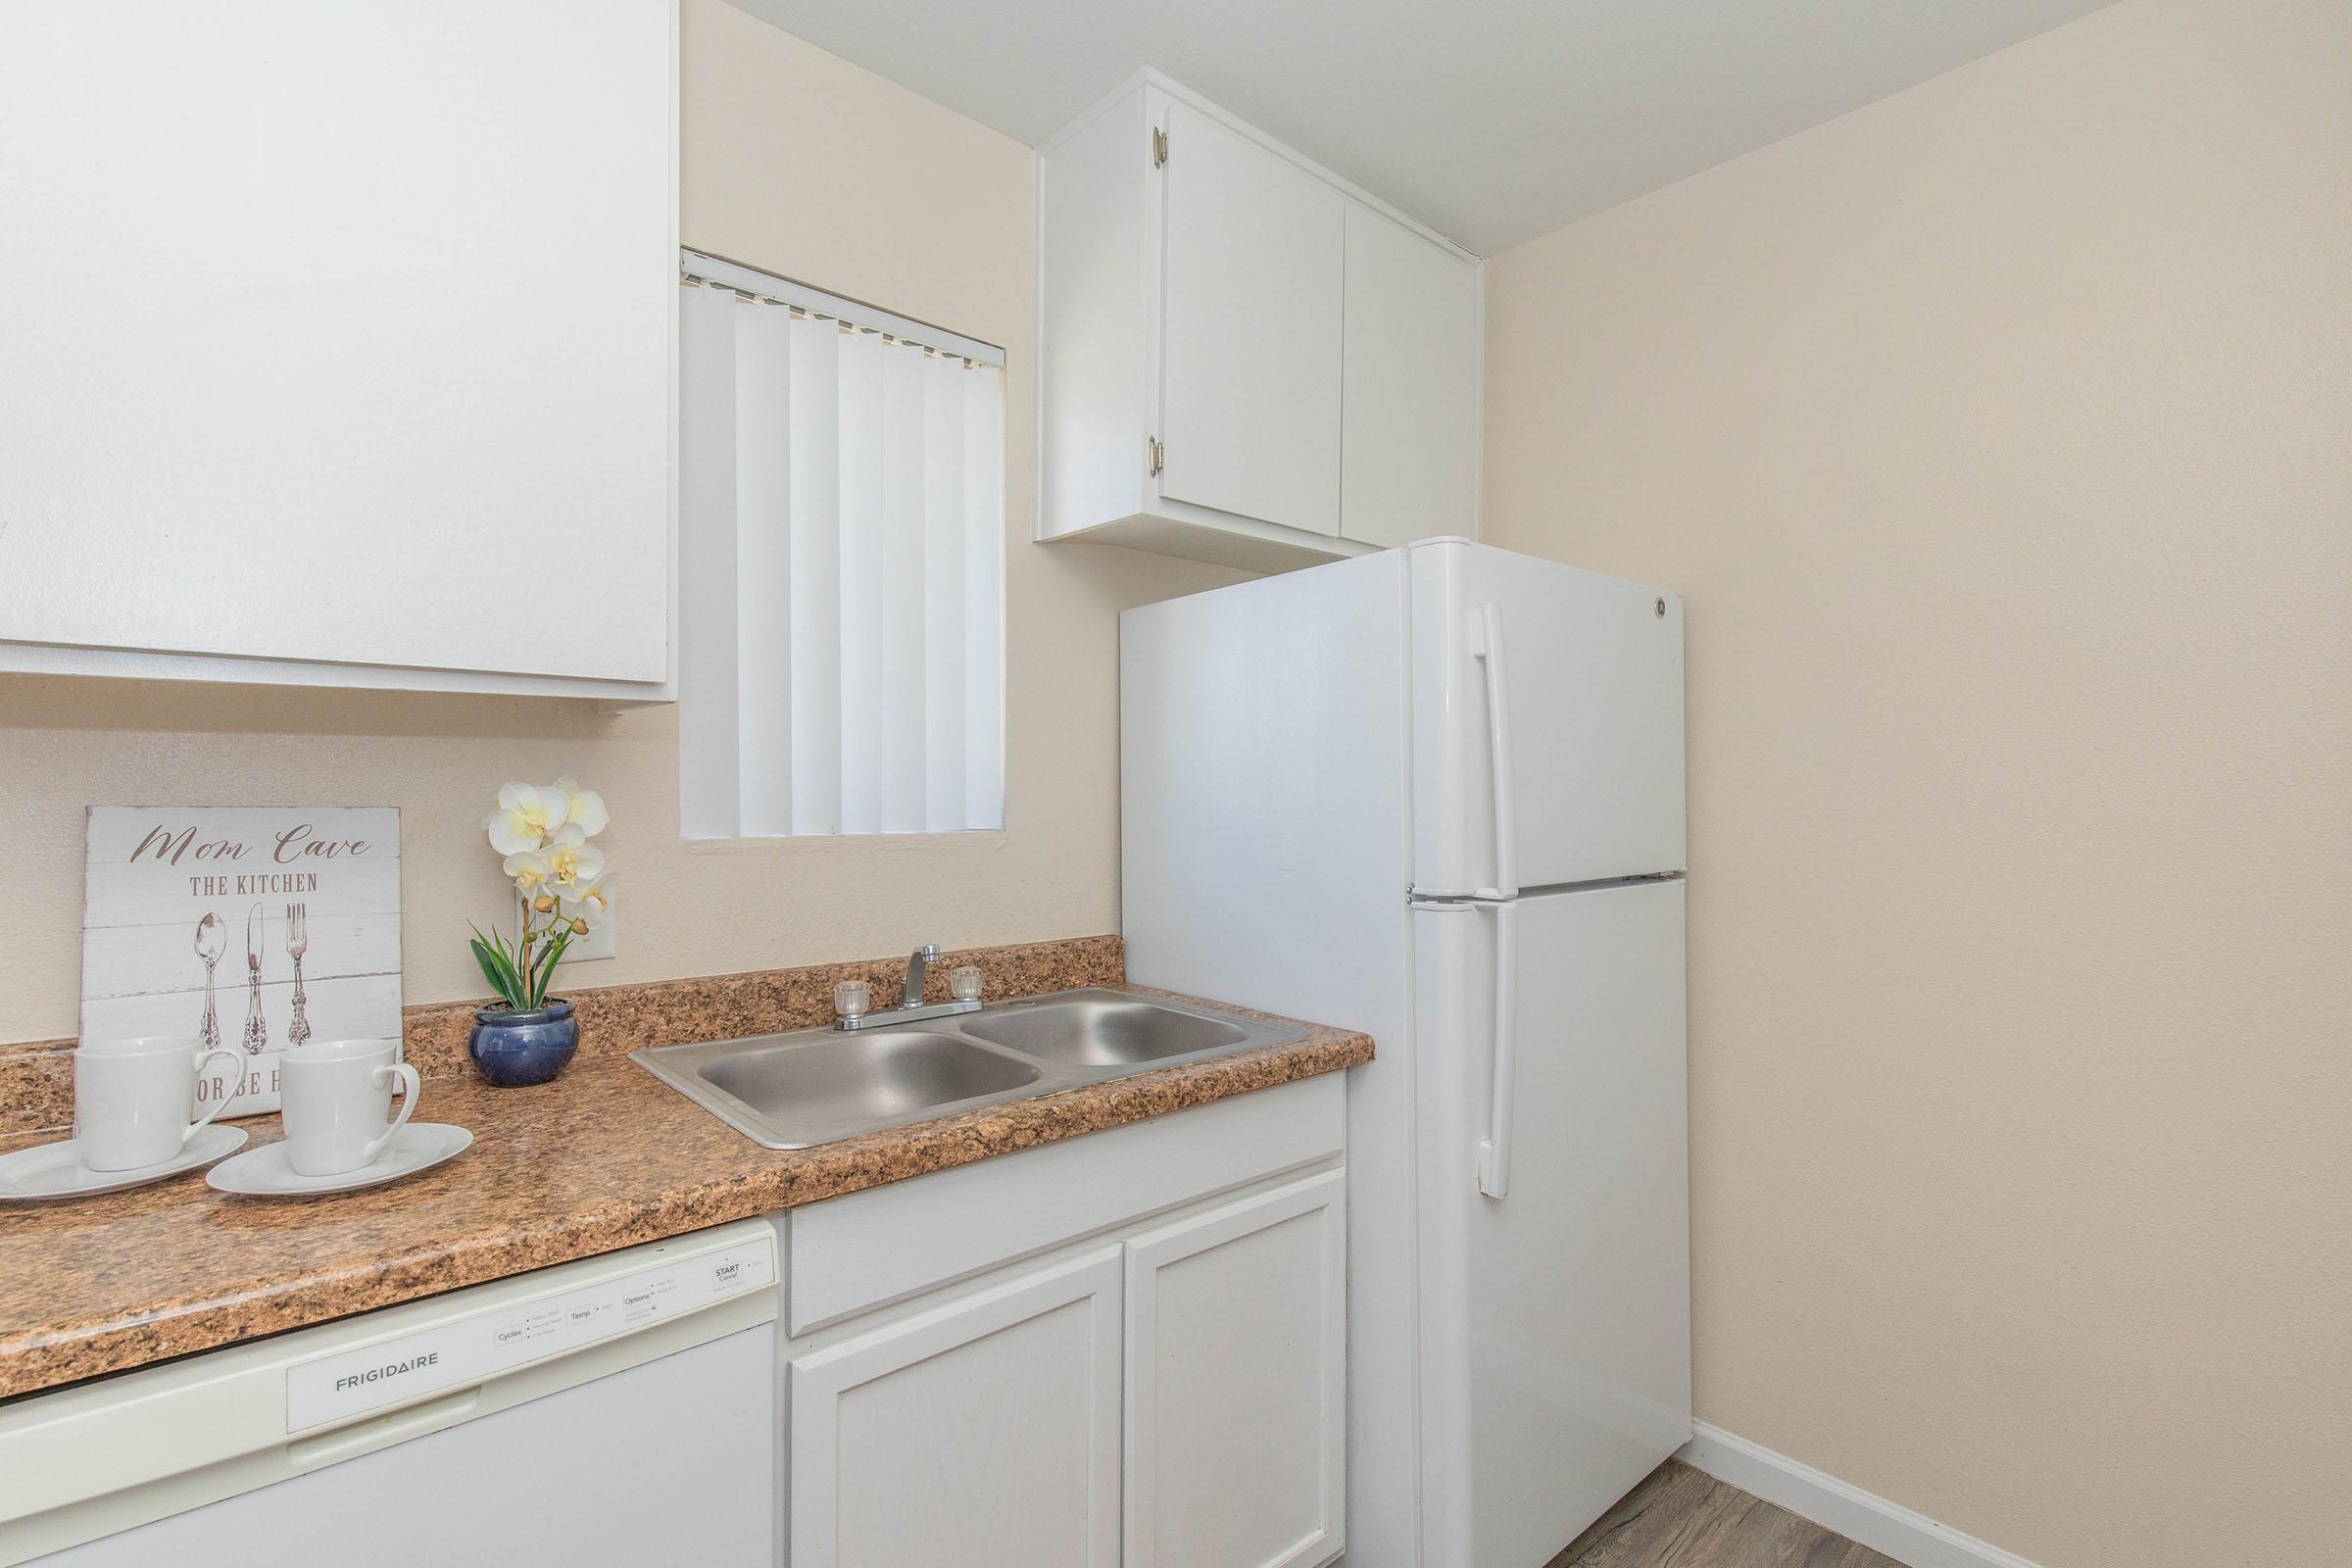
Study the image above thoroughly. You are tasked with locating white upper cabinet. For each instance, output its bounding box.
[1342,205,1484,550]
[1157,104,1346,536]
[1040,71,1482,573]
[0,0,677,700]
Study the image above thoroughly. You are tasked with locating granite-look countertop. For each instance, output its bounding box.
[0,962,1368,1402]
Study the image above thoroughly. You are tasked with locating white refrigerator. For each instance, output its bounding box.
[1121,537,1690,1568]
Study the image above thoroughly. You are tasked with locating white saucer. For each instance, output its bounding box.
[0,1124,249,1203]
[207,1123,473,1197]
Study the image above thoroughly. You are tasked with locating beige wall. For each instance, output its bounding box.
[0,0,1241,1047]
[1484,0,2349,1561]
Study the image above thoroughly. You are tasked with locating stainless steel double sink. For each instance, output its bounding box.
[632,987,1305,1150]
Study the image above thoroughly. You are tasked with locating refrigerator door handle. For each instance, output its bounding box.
[1469,602,1519,898]
[1475,899,1518,1199]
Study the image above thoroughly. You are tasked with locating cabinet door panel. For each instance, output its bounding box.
[1156,102,1344,535]
[1342,205,1482,549]
[0,0,671,683]
[1125,1171,1347,1568]
[789,1248,1121,1568]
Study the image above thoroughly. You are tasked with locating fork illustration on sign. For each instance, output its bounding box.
[286,902,313,1049]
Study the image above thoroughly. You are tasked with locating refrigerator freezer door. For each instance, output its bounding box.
[1413,880,1691,1567]
[1410,540,1686,895]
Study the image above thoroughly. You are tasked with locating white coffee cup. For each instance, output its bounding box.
[74,1035,246,1172]
[279,1038,420,1177]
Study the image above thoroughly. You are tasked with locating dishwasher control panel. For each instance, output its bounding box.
[286,1234,776,1433]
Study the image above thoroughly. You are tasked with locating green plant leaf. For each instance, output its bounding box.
[467,943,510,1006]
[529,927,570,1008]
[468,924,525,1009]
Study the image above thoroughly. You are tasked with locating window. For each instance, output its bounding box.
[677,251,1005,837]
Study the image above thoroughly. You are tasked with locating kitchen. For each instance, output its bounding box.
[1,2,2344,1567]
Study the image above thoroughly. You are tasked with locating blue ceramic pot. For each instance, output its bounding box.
[468,999,578,1087]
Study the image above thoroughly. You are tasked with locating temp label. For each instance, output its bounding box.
[285,1239,774,1434]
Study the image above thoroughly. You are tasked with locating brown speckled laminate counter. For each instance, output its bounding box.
[0,935,1134,1138]
[0,959,1368,1401]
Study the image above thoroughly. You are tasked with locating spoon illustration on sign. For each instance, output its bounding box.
[194,913,225,1053]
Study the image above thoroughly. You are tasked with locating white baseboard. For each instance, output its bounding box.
[1678,1422,2046,1568]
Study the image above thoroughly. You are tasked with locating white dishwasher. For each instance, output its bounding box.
[0,1218,779,1567]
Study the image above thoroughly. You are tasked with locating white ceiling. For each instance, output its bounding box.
[727,0,2115,255]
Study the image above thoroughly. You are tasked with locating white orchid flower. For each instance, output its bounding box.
[505,848,556,899]
[542,823,607,899]
[485,781,569,855]
[551,775,611,838]
[559,874,617,932]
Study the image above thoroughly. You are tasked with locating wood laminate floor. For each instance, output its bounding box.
[1546,1460,1907,1568]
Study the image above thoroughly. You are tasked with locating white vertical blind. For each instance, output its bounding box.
[679,266,1005,838]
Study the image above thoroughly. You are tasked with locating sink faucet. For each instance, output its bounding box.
[836,943,981,1032]
[904,944,941,1007]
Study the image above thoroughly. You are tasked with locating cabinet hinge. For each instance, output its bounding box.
[1147,436,1165,477]
[1151,125,1168,168]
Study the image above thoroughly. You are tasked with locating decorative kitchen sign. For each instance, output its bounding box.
[81,808,402,1117]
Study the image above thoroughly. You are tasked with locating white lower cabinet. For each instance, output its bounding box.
[787,1248,1123,1568]
[1124,1171,1348,1568]
[774,1074,1348,1567]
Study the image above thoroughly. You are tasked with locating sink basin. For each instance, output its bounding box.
[633,986,1306,1151]
[680,1031,1041,1148]
[960,996,1249,1066]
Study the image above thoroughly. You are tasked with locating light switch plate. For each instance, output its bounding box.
[558,916,615,964]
